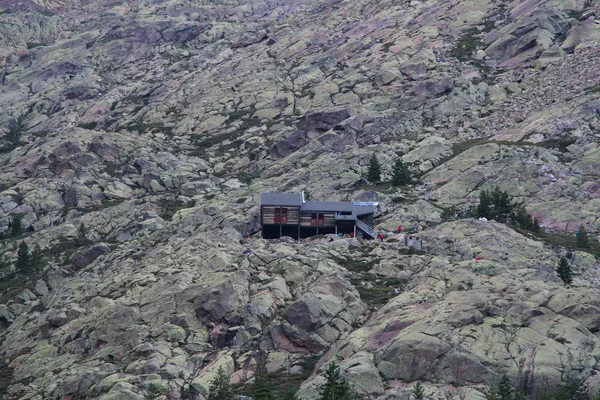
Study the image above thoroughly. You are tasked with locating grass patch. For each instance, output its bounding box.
[355,277,405,307]
[354,181,397,195]
[309,234,326,240]
[190,131,243,156]
[95,199,126,211]
[439,206,459,222]
[103,163,123,176]
[518,228,600,258]
[391,196,410,203]
[26,42,45,50]
[77,121,98,130]
[566,9,586,20]
[535,137,577,153]
[0,245,52,303]
[122,121,174,136]
[159,198,194,221]
[45,239,86,264]
[448,27,483,61]
[31,130,51,138]
[584,84,600,95]
[331,255,380,272]
[0,346,32,395]
[235,171,262,185]
[381,42,394,52]
[398,247,426,255]
[0,272,35,304]
[450,137,576,160]
[447,20,497,79]
[451,138,490,156]
[228,107,254,122]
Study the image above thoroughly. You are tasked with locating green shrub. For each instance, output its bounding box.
[252,359,274,400]
[577,224,589,248]
[391,158,411,186]
[144,383,165,400]
[10,214,23,237]
[317,363,355,400]
[5,116,25,151]
[556,256,573,285]
[30,245,45,271]
[367,153,381,183]
[208,367,233,400]
[412,382,425,399]
[15,241,30,274]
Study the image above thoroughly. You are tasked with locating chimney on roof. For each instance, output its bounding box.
[301,191,306,203]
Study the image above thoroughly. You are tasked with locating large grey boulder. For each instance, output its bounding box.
[71,243,111,269]
[270,131,309,158]
[194,280,248,323]
[297,108,351,133]
[283,273,366,346]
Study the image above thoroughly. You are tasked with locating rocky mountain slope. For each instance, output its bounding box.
[1,0,600,399]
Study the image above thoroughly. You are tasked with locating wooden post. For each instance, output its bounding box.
[353,224,356,238]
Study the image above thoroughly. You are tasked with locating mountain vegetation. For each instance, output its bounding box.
[0,0,599,399]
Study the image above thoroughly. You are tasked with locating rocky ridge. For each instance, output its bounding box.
[0,0,600,399]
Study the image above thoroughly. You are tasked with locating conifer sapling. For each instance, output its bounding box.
[367,153,381,183]
[556,256,573,285]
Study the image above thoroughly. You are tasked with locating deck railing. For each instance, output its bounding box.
[356,219,376,239]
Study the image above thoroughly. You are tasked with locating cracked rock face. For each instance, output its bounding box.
[1,0,600,399]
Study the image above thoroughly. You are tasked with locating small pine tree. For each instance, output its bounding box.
[30,245,45,271]
[15,241,30,273]
[0,258,10,275]
[555,375,589,400]
[497,374,513,400]
[367,153,381,183]
[318,363,355,400]
[77,222,88,245]
[208,367,233,400]
[477,189,492,219]
[304,190,312,201]
[576,224,589,249]
[485,391,500,400]
[491,186,512,222]
[478,187,514,222]
[532,217,540,233]
[512,392,528,400]
[282,390,299,400]
[144,383,165,400]
[391,158,411,186]
[10,214,23,237]
[556,256,573,285]
[252,357,274,400]
[412,382,424,400]
[6,116,24,150]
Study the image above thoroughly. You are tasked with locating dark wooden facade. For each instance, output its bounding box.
[260,193,376,240]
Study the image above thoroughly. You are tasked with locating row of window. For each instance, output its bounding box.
[268,207,339,226]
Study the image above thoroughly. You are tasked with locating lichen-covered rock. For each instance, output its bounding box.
[1,0,600,399]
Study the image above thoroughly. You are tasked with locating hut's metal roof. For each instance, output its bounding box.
[260,193,303,206]
[261,193,376,216]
